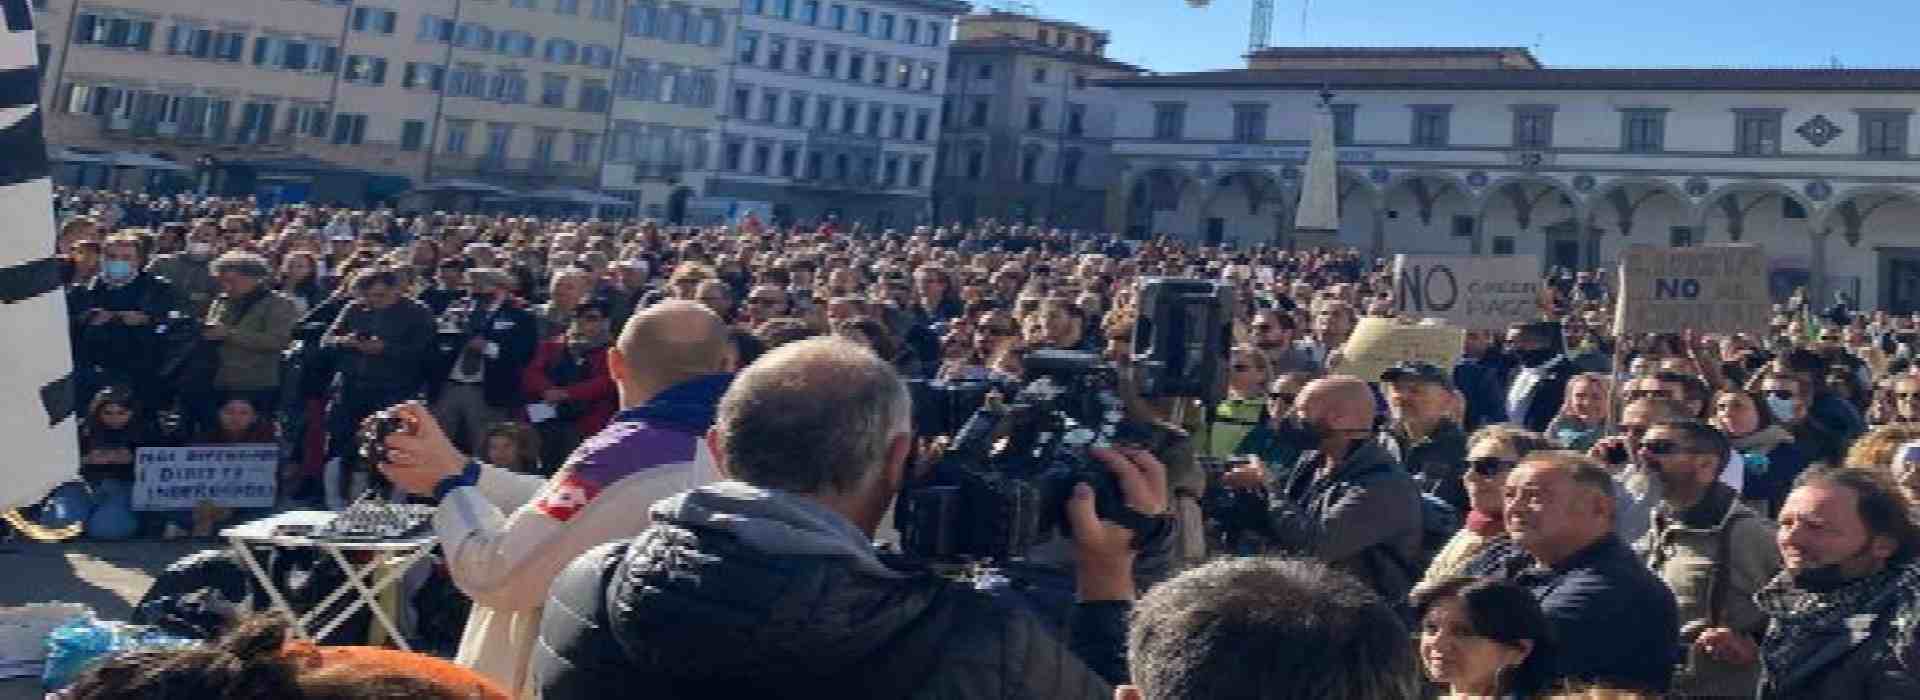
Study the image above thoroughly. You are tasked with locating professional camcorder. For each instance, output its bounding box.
[896,278,1234,562]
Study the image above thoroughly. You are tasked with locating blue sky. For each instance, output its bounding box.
[1012,0,1916,74]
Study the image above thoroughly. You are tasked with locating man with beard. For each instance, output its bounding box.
[1757,468,1920,698]
[1504,321,1575,433]
[1251,308,1318,373]
[1638,421,1781,698]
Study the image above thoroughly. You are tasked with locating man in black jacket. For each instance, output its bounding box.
[1503,321,1575,432]
[322,270,435,503]
[1483,451,1681,693]
[427,267,538,453]
[531,336,1166,698]
[70,230,190,412]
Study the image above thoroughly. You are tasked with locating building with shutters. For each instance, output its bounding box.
[933,10,1141,231]
[33,0,627,203]
[699,0,967,229]
[598,0,734,222]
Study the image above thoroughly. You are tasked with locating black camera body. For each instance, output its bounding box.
[896,278,1235,563]
[358,410,409,466]
[897,349,1133,561]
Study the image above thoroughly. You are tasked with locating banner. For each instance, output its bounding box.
[133,445,279,511]
[1335,317,1467,381]
[0,4,77,511]
[1392,254,1543,330]
[1614,245,1770,335]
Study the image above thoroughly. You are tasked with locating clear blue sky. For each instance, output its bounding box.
[1009,0,1918,73]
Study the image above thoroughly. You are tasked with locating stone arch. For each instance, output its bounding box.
[1474,174,1588,228]
[1383,170,1473,227]
[1690,180,1819,236]
[1584,177,1689,226]
[1813,184,1920,241]
[1121,165,1203,239]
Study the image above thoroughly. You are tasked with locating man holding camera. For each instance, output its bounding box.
[530,336,1159,698]
[375,300,734,697]
[427,267,538,454]
[322,270,436,503]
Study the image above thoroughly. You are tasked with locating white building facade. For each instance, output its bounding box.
[1102,48,1920,312]
[599,0,734,220]
[703,0,967,228]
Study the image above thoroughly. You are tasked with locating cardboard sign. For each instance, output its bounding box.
[1393,255,1543,330]
[1335,317,1467,381]
[133,445,278,511]
[1614,245,1770,335]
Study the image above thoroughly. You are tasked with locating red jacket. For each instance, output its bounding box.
[520,340,617,438]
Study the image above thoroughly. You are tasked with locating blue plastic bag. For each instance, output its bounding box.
[42,613,198,690]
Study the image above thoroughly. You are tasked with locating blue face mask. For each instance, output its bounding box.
[101,259,135,283]
[1766,395,1798,421]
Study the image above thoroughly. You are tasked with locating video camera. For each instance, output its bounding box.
[896,278,1234,562]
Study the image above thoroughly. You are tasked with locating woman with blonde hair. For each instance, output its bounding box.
[1844,422,1920,473]
[1420,426,1554,587]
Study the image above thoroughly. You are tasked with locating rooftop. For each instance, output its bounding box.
[951,35,1144,73]
[964,9,1110,40]
[1102,67,1920,91]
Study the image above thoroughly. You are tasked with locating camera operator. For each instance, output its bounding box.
[1235,375,1424,605]
[374,300,733,697]
[531,337,1163,698]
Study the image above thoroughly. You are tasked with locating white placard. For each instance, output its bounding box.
[1392,254,1544,331]
[133,445,279,511]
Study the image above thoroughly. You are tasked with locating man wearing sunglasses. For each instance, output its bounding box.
[1590,397,1689,545]
[1638,421,1781,698]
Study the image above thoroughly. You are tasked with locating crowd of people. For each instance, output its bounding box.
[26,186,1920,699]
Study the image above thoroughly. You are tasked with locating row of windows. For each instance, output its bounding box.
[1146,102,1914,158]
[613,60,722,108]
[727,84,934,141]
[63,84,375,146]
[720,137,930,189]
[504,0,621,21]
[737,31,938,92]
[945,143,1085,185]
[625,2,728,47]
[946,96,1088,135]
[607,123,713,169]
[742,0,945,48]
[957,61,1090,91]
[431,64,613,112]
[440,120,602,163]
[418,15,617,67]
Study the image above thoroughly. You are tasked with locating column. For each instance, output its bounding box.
[1369,205,1387,258]
[1810,225,1830,305]
[1104,172,1131,237]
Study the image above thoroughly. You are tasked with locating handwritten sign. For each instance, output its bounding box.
[133,445,278,511]
[1335,317,1467,381]
[1393,255,1543,330]
[1614,245,1770,335]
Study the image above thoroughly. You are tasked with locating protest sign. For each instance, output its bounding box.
[1393,255,1543,330]
[1614,245,1769,335]
[133,444,278,511]
[1335,317,1467,381]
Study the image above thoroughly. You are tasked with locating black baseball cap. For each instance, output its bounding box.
[1380,361,1453,389]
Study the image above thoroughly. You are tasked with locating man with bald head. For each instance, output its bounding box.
[378,299,736,696]
[1251,374,1424,604]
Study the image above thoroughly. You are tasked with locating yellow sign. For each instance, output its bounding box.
[1335,317,1467,381]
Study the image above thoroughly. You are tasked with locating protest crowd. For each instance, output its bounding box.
[17,185,1920,699]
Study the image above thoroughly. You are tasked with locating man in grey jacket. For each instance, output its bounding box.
[1254,375,1423,605]
[1638,420,1781,698]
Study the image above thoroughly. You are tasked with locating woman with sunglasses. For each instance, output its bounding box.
[1710,389,1809,517]
[1205,345,1274,459]
[1419,426,1553,588]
